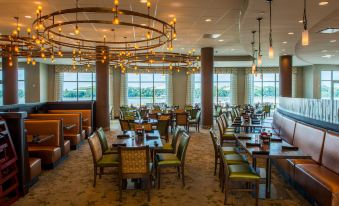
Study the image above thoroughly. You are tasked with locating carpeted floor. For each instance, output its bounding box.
[14,121,310,206]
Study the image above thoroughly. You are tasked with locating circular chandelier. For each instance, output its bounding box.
[32,0,177,54]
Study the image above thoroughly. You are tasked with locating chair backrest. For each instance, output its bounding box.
[157,120,169,137]
[148,113,158,120]
[279,116,296,144]
[174,109,185,114]
[176,113,188,125]
[139,109,149,118]
[189,109,199,120]
[119,146,150,177]
[216,117,224,138]
[119,119,130,131]
[172,127,183,153]
[25,119,62,147]
[135,123,152,131]
[88,133,103,164]
[176,132,191,165]
[96,127,109,152]
[158,114,170,120]
[209,129,219,157]
[321,131,339,174]
[220,114,227,129]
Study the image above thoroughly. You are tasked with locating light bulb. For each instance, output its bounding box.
[9,61,13,67]
[173,31,177,38]
[302,29,309,46]
[114,0,119,6]
[75,25,80,35]
[269,46,274,59]
[27,28,31,35]
[146,31,151,39]
[147,1,151,8]
[113,16,119,25]
[32,60,36,66]
[251,63,256,74]
[258,55,262,66]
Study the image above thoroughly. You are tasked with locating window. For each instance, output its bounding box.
[214,74,231,105]
[321,70,339,100]
[18,69,25,104]
[253,73,279,104]
[192,74,201,105]
[127,73,168,106]
[61,72,96,101]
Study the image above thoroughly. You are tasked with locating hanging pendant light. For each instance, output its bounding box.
[267,0,274,58]
[251,30,257,74]
[257,17,263,66]
[302,0,309,46]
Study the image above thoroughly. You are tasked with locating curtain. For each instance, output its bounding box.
[186,74,193,105]
[55,65,96,73]
[120,73,127,106]
[231,73,238,105]
[54,71,63,101]
[167,74,173,106]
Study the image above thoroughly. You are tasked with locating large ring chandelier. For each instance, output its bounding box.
[32,0,176,53]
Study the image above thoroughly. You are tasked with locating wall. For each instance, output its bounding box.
[236,68,246,105]
[172,69,187,108]
[112,68,121,117]
[39,63,49,102]
[303,65,314,98]
[24,63,40,103]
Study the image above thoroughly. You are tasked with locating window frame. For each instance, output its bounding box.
[252,73,279,104]
[61,72,96,101]
[321,70,339,100]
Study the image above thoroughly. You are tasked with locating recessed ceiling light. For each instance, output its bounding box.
[140,0,147,3]
[181,48,185,50]
[169,14,175,18]
[298,20,303,23]
[321,49,328,52]
[282,49,286,52]
[282,41,287,44]
[218,39,224,42]
[288,32,294,35]
[34,1,41,5]
[319,28,339,34]
[330,39,337,43]
[140,23,147,26]
[203,34,221,39]
[205,18,212,22]
[319,1,329,6]
[69,32,75,36]
[24,15,32,19]
[141,37,146,40]
[231,49,235,51]
[322,54,334,58]
[174,38,177,41]
[102,29,108,32]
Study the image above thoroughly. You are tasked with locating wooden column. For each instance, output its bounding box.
[201,47,214,128]
[279,55,292,97]
[95,46,110,130]
[2,51,18,105]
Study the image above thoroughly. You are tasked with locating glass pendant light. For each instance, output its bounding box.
[302,0,309,46]
[257,17,263,66]
[267,0,274,58]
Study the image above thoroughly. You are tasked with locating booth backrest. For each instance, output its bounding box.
[28,113,81,134]
[321,131,339,175]
[24,119,62,147]
[293,122,326,164]
[280,116,296,144]
[48,109,92,128]
[272,112,283,134]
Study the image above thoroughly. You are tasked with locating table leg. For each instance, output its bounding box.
[265,158,271,198]
[252,157,257,170]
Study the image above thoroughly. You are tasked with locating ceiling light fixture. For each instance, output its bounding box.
[205,18,212,22]
[330,39,337,43]
[302,0,309,46]
[257,17,263,66]
[218,39,224,42]
[251,30,257,74]
[25,15,32,19]
[282,41,287,44]
[319,28,339,34]
[288,32,294,35]
[319,1,328,6]
[267,0,274,59]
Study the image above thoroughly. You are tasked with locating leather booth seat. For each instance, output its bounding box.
[29,157,42,182]
[273,112,339,206]
[25,120,63,167]
[63,139,71,156]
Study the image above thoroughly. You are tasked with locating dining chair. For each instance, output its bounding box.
[148,113,158,120]
[88,133,119,187]
[218,145,259,206]
[135,123,153,131]
[118,146,152,201]
[216,118,235,143]
[155,132,190,189]
[139,109,149,119]
[220,114,235,133]
[188,110,201,132]
[175,112,189,132]
[155,127,183,154]
[96,127,118,154]
[119,119,130,131]
[156,119,170,142]
[189,108,199,120]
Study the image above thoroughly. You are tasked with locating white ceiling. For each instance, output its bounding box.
[0,0,338,67]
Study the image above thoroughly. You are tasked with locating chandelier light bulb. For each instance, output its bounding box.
[251,63,256,74]
[114,0,119,6]
[32,60,36,66]
[147,1,151,8]
[75,25,80,35]
[258,55,262,66]
[113,16,120,25]
[269,46,274,59]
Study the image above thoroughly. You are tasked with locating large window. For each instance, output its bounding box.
[127,73,168,106]
[62,72,96,101]
[321,70,339,100]
[0,69,25,105]
[253,73,279,104]
[213,74,231,105]
[192,73,232,105]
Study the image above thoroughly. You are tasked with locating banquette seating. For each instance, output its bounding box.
[24,119,65,168]
[271,112,339,206]
[28,113,83,150]
[48,109,93,138]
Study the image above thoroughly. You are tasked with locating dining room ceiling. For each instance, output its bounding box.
[0,0,338,67]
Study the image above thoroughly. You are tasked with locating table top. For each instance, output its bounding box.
[27,134,54,144]
[234,133,311,159]
[134,119,158,124]
[112,130,163,149]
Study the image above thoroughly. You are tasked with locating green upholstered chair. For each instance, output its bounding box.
[216,118,235,143]
[188,110,201,132]
[139,109,149,119]
[189,108,199,120]
[218,146,260,206]
[119,119,130,131]
[88,133,119,187]
[155,132,190,189]
[214,105,222,118]
[155,127,183,154]
[209,129,238,176]
[220,113,235,132]
[175,112,189,132]
[157,119,170,142]
[96,127,118,154]
[118,146,152,201]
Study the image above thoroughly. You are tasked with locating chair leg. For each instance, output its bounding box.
[119,178,123,201]
[224,180,228,205]
[177,166,181,178]
[157,167,161,189]
[181,166,185,187]
[147,176,151,201]
[99,167,103,179]
[214,156,218,176]
[93,166,97,187]
[255,180,259,206]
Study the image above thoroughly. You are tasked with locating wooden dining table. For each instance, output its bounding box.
[234,133,311,199]
[232,117,263,132]
[112,130,163,150]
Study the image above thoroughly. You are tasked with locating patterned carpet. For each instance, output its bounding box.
[14,121,310,206]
